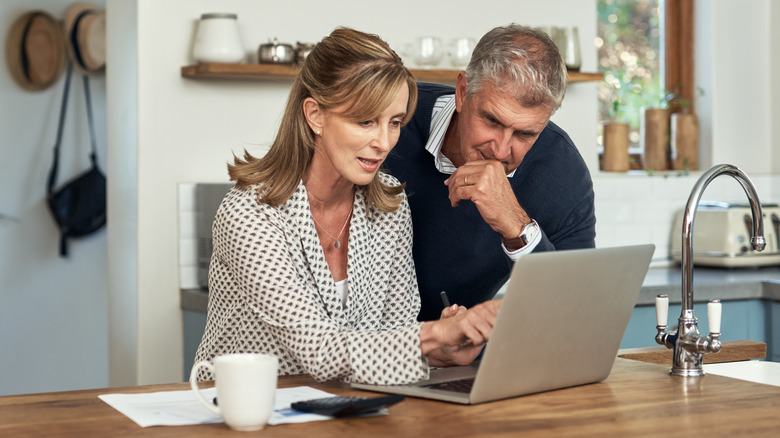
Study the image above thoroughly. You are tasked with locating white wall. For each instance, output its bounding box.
[105,0,139,390]
[708,0,773,172]
[772,0,780,174]
[0,0,108,396]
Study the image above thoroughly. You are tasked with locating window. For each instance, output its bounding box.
[596,0,695,170]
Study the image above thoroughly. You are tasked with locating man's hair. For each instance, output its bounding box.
[465,24,567,113]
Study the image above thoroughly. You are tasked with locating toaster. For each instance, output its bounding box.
[670,201,780,267]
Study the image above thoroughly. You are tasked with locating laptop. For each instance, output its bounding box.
[352,244,655,404]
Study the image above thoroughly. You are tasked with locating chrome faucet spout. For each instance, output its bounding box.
[657,164,765,377]
[680,164,765,313]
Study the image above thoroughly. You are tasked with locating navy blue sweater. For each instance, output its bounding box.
[384,83,596,321]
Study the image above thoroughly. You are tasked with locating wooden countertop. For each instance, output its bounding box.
[2,357,779,436]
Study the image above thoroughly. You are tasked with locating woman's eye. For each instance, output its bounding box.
[390,120,402,128]
[360,120,374,127]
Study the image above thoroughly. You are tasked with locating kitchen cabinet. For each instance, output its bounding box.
[180,63,605,83]
[622,299,769,348]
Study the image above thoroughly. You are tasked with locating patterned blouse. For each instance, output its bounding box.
[193,173,430,385]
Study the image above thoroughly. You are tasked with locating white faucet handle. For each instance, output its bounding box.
[655,294,669,327]
[708,299,722,334]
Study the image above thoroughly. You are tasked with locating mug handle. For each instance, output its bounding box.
[190,360,221,416]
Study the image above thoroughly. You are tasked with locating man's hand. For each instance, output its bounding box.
[444,160,531,247]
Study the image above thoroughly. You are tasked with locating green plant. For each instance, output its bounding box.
[657,90,675,109]
[603,80,643,122]
[665,84,705,113]
[609,99,621,120]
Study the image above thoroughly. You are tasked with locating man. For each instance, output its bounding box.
[384,24,596,321]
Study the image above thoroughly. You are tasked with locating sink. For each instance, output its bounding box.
[703,361,780,387]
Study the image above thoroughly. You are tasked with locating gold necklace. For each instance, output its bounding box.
[311,206,353,249]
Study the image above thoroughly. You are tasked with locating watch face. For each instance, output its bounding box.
[520,220,539,245]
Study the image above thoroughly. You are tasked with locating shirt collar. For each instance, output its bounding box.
[425,95,458,175]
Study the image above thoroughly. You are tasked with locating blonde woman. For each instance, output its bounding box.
[194,27,500,385]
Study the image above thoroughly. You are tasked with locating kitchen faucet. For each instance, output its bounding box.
[655,164,766,376]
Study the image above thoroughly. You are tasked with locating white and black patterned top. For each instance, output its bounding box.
[193,173,430,385]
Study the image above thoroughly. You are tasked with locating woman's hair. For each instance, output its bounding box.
[229,27,418,213]
[465,24,567,114]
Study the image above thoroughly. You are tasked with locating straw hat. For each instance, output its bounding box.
[5,11,67,91]
[63,2,106,75]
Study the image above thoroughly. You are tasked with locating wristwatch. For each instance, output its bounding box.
[519,220,540,246]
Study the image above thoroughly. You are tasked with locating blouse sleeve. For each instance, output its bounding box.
[212,187,428,385]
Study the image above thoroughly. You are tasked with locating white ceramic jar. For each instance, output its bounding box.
[192,13,245,63]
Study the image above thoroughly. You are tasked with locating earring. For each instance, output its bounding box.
[316,130,321,135]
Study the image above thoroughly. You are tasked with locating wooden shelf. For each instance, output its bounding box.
[181,63,604,84]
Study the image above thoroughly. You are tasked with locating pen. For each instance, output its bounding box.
[440,291,451,308]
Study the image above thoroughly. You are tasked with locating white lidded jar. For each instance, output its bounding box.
[192,13,245,63]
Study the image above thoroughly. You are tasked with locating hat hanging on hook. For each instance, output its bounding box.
[5,10,68,91]
[63,2,106,75]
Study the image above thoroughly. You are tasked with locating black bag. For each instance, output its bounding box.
[46,62,107,257]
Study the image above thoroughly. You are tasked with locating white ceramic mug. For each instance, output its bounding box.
[190,353,278,431]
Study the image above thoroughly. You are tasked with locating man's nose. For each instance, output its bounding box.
[490,129,514,161]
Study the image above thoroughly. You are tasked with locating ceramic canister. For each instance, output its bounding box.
[192,13,245,63]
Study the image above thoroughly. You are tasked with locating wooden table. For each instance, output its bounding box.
[2,358,780,437]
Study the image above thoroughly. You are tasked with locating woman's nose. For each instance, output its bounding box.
[373,127,394,152]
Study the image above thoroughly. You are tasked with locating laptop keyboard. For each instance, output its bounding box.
[422,377,475,393]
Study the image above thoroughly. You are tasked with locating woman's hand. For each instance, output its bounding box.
[420,300,502,366]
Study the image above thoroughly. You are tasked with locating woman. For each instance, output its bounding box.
[194,27,500,385]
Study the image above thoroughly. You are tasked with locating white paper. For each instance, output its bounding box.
[99,386,336,428]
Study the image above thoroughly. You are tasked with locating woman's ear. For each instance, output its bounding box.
[303,97,323,133]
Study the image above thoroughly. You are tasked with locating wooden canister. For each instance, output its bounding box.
[641,108,669,171]
[602,122,630,172]
[671,113,698,170]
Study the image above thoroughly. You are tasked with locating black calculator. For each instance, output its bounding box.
[290,394,405,417]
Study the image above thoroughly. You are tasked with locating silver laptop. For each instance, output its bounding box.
[352,244,655,404]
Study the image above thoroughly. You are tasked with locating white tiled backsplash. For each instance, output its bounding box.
[593,172,778,266]
[178,173,780,288]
